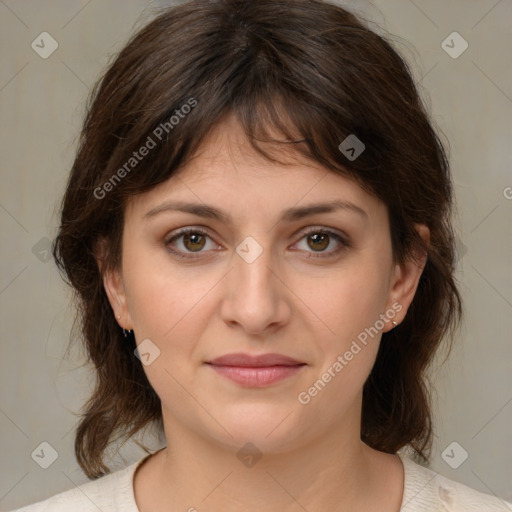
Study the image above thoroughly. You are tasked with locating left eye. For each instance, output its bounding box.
[293,229,348,258]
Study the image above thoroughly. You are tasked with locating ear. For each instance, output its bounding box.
[383,224,430,332]
[94,237,133,330]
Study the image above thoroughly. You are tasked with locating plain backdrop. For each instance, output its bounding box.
[0,0,511,510]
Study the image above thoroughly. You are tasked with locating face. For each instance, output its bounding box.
[103,114,427,454]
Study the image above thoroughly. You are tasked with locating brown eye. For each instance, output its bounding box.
[165,228,218,259]
[307,233,330,252]
[293,228,349,259]
[182,232,206,252]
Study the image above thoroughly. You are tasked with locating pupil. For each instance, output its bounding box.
[185,233,205,251]
[309,233,328,251]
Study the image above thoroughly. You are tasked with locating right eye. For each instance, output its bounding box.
[165,228,221,259]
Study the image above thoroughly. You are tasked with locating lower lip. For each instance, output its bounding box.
[208,364,305,387]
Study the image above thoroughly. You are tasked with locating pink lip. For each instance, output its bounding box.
[206,353,306,387]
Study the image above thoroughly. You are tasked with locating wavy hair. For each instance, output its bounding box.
[52,0,462,479]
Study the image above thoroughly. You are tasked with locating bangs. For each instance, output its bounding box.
[90,4,395,205]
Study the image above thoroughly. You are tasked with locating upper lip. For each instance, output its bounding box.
[207,353,305,367]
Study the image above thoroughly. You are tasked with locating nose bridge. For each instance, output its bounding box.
[236,241,274,291]
[222,234,289,332]
[234,235,277,303]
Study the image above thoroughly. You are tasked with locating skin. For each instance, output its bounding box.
[100,113,429,512]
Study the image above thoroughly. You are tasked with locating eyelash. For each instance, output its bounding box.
[164,227,349,260]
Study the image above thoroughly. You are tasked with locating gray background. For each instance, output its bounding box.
[1,0,511,509]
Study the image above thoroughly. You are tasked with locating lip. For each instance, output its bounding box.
[208,353,304,367]
[206,353,306,387]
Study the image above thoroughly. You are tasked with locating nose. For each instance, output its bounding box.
[220,240,292,336]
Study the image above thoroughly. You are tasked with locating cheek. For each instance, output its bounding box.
[298,255,391,403]
[296,269,387,417]
[123,243,215,338]
[120,249,220,398]
[122,259,218,404]
[304,259,391,346]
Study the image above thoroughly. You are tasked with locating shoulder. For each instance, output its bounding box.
[9,457,146,512]
[398,452,512,512]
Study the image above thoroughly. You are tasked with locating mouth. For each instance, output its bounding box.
[205,353,306,388]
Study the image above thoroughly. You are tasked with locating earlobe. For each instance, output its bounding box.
[385,224,430,330]
[102,268,133,330]
[94,237,133,330]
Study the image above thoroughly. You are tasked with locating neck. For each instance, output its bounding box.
[134,407,404,512]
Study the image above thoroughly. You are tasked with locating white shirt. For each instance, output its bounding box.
[10,451,512,511]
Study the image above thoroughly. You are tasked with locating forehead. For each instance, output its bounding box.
[125,113,385,223]
[178,112,323,178]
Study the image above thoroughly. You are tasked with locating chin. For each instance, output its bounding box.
[203,402,309,454]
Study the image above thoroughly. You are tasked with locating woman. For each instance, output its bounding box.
[13,0,511,510]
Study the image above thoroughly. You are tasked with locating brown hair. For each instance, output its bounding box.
[53,0,462,479]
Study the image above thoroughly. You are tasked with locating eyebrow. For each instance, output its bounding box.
[143,199,368,223]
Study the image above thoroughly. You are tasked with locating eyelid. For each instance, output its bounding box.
[290,226,349,258]
[164,225,350,259]
[297,225,349,242]
[164,226,220,258]
[164,226,212,243]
